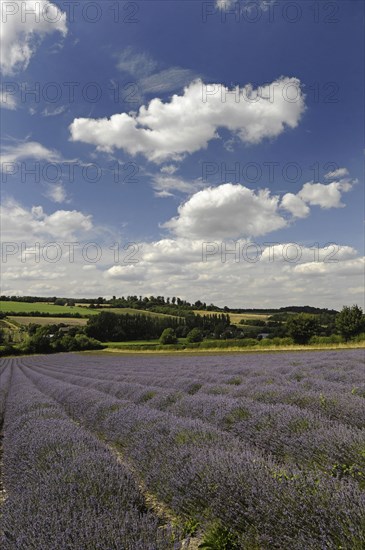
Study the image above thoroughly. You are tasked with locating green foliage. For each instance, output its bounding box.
[182,518,200,537]
[310,334,343,344]
[86,311,183,341]
[22,325,104,354]
[286,314,320,344]
[187,383,202,395]
[159,328,178,344]
[335,305,364,341]
[186,328,204,343]
[199,522,239,549]
[224,407,251,427]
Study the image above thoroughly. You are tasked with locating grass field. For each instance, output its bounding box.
[0,301,176,319]
[0,301,95,315]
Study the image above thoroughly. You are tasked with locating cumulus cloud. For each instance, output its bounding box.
[293,257,364,276]
[0,0,67,75]
[281,192,310,218]
[99,240,364,309]
[1,198,93,240]
[1,205,363,308]
[104,264,145,281]
[2,266,65,280]
[282,169,355,214]
[298,180,353,209]
[70,76,305,163]
[163,183,287,239]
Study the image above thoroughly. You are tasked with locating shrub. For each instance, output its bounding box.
[186,328,204,343]
[159,328,178,345]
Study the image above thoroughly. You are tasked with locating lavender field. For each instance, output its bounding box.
[1,350,364,549]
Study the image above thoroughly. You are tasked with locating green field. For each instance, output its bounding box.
[0,301,95,315]
[0,301,176,319]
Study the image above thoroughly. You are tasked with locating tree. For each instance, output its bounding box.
[286,314,319,344]
[25,327,53,354]
[335,305,364,341]
[54,298,67,306]
[186,328,203,343]
[159,328,178,345]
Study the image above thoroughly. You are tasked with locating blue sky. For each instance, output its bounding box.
[1,0,364,307]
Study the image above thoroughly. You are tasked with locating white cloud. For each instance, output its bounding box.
[0,89,17,109]
[160,164,178,175]
[139,67,197,94]
[104,264,145,281]
[70,76,305,163]
[298,180,353,209]
[42,105,67,117]
[116,47,157,78]
[163,183,287,239]
[116,47,197,95]
[1,198,93,240]
[293,257,364,276]
[281,193,310,218]
[0,140,61,164]
[0,0,67,75]
[216,0,275,12]
[324,167,349,180]
[2,266,64,280]
[152,174,204,197]
[1,201,363,308]
[44,183,69,203]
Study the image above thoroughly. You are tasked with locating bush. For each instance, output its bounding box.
[186,328,203,343]
[310,335,343,344]
[159,328,178,345]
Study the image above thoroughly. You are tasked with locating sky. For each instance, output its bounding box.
[0,0,364,308]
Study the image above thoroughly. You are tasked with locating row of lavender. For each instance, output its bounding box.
[29,350,365,428]
[24,358,365,484]
[20,357,365,549]
[0,363,178,549]
[31,349,364,387]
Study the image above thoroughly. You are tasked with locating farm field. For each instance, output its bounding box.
[8,316,88,327]
[0,301,95,315]
[0,301,176,319]
[0,350,364,549]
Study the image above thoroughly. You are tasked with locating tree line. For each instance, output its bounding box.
[84,311,231,341]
